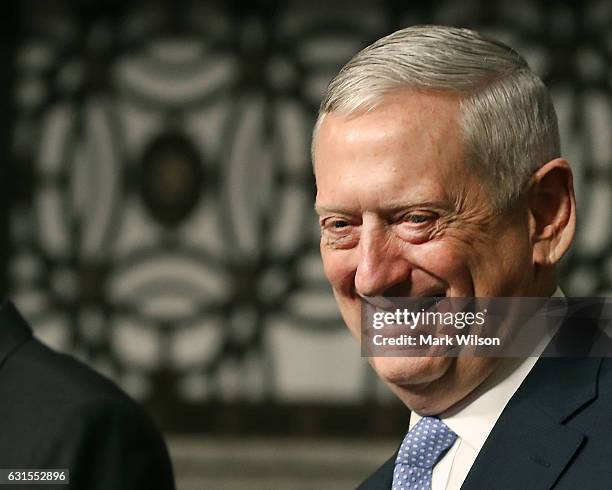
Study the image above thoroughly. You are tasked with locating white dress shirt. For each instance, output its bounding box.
[408,288,565,489]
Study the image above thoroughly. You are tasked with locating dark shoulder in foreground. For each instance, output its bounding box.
[0,302,175,490]
[0,330,144,417]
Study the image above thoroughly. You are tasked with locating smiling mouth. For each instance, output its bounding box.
[360,291,447,305]
[360,293,449,321]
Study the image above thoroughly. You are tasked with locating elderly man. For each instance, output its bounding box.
[313,26,612,489]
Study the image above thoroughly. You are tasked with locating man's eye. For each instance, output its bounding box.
[405,214,435,224]
[321,218,352,230]
[320,218,358,249]
[333,220,350,228]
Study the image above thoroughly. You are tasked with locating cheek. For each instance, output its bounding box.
[498,232,532,269]
[321,248,361,335]
[466,225,533,293]
[407,240,474,291]
[484,232,533,291]
[321,248,355,293]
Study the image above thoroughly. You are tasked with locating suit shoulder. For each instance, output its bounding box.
[0,335,135,411]
[0,317,175,489]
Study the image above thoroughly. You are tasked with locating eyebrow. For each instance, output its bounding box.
[314,205,355,215]
[314,200,450,216]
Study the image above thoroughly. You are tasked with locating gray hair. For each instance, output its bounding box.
[313,25,560,209]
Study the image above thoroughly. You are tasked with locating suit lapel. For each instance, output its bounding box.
[461,356,602,490]
[357,413,411,489]
[0,301,33,369]
[356,454,395,489]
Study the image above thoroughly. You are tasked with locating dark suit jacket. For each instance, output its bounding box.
[358,310,612,489]
[0,301,175,490]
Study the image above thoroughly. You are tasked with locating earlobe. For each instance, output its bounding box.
[528,158,576,266]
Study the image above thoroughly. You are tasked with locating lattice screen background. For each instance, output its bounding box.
[6,0,612,433]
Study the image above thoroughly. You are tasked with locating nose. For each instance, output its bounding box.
[354,224,412,297]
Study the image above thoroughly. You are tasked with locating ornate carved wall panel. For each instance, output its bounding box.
[8,0,612,432]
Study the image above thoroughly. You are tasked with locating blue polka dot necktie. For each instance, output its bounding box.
[392,416,457,490]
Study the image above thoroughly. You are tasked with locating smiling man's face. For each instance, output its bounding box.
[314,90,541,415]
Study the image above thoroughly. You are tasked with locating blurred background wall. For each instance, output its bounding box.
[2,0,612,488]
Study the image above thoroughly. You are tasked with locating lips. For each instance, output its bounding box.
[359,291,447,310]
[362,293,457,357]
[360,293,449,333]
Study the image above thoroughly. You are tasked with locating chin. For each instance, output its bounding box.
[375,356,497,415]
[370,356,456,415]
[371,356,454,390]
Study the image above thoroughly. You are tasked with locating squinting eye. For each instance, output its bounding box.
[320,218,353,232]
[405,214,434,224]
[320,217,358,249]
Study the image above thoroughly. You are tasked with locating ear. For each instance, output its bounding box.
[527,158,576,266]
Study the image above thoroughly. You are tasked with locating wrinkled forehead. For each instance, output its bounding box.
[313,90,466,178]
[312,91,499,215]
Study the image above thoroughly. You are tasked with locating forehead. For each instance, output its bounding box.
[314,91,467,208]
[315,90,463,166]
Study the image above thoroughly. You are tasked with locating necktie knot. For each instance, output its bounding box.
[396,417,457,469]
[392,417,457,489]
